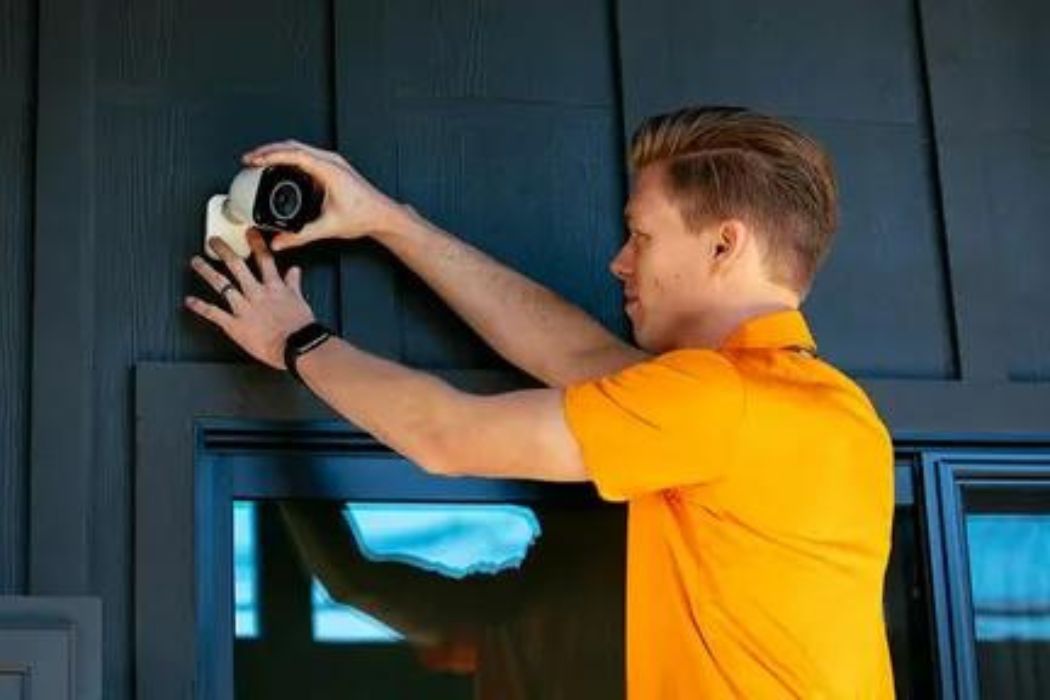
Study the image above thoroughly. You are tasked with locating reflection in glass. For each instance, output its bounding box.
[967,515,1050,641]
[964,491,1050,698]
[234,499,625,699]
[313,580,401,643]
[312,504,541,643]
[342,503,541,578]
[233,501,258,639]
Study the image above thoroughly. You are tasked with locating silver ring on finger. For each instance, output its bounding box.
[219,282,236,298]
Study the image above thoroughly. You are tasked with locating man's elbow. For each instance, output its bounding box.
[414,427,473,477]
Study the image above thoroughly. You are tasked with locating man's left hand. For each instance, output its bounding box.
[185,229,316,370]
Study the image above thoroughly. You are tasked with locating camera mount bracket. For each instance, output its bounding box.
[204,194,252,260]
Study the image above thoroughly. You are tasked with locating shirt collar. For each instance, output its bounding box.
[719,309,817,352]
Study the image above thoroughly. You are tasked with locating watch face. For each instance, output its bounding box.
[253,165,324,232]
[286,324,332,380]
[288,323,333,354]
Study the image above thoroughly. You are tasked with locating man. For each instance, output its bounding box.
[185,106,894,697]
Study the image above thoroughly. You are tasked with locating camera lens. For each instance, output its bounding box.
[269,180,303,221]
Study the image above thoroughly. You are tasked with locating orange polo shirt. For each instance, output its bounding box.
[563,309,894,698]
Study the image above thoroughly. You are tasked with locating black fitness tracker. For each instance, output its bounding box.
[283,321,334,383]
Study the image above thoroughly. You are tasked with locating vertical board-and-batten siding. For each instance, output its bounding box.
[335,0,627,369]
[8,0,1048,699]
[0,0,35,595]
[29,0,96,603]
[61,0,334,694]
[917,0,1050,382]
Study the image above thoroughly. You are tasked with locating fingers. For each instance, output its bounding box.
[284,265,303,297]
[207,238,263,296]
[243,139,346,168]
[241,141,354,191]
[244,147,331,183]
[269,231,302,253]
[190,254,248,313]
[242,139,313,161]
[241,139,304,161]
[246,229,281,284]
[184,295,234,331]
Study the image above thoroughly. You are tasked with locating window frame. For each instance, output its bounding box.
[135,362,600,700]
[920,450,1050,700]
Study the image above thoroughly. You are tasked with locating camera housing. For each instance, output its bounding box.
[204,164,324,260]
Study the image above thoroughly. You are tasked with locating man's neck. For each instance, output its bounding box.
[672,294,800,350]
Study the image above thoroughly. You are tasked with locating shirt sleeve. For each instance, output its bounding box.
[562,349,745,502]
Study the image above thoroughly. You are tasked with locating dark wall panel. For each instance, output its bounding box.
[920,0,1049,382]
[0,0,35,594]
[91,1,334,696]
[335,0,627,369]
[616,0,957,379]
[919,0,1050,384]
[996,136,1050,382]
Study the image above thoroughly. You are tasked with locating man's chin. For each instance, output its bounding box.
[634,325,679,355]
[631,323,657,354]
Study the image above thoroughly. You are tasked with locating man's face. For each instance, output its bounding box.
[611,165,723,353]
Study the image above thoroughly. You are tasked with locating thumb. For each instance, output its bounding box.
[284,265,303,295]
[271,232,301,252]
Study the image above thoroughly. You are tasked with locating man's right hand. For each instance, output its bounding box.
[241,140,406,252]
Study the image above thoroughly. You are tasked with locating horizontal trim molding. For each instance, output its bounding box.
[137,362,1050,442]
[862,379,1050,440]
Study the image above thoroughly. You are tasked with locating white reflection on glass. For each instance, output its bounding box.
[312,503,541,643]
[233,501,258,639]
[344,503,540,577]
[312,579,402,643]
[967,514,1050,641]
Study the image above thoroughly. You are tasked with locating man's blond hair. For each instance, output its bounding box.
[630,106,839,296]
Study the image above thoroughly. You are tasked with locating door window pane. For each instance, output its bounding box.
[234,499,626,699]
[311,503,541,644]
[963,488,1050,697]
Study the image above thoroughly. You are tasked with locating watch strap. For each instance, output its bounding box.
[283,321,334,383]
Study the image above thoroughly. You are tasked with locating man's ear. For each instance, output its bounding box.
[712,219,746,263]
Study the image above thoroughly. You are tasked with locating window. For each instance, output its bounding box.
[923,452,1050,699]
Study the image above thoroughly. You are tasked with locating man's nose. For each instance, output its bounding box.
[609,245,631,280]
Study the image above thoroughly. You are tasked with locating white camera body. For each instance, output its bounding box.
[204,165,324,260]
[204,194,253,259]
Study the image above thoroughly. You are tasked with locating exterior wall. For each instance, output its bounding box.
[0,0,36,595]
[0,0,1047,697]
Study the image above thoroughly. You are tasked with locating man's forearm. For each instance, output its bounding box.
[373,207,647,386]
[292,335,589,484]
[295,335,462,475]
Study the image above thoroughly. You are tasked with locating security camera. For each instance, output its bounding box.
[204,164,324,259]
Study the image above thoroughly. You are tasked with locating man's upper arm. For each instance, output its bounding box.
[561,350,745,501]
[437,388,590,483]
[435,350,746,501]
[554,340,652,386]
